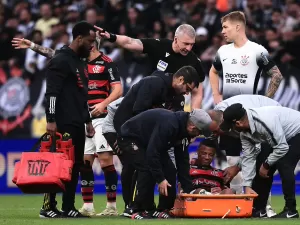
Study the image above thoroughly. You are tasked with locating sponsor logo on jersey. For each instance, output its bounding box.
[108,68,115,81]
[95,61,104,64]
[231,59,237,64]
[225,73,248,84]
[261,52,269,65]
[240,55,249,66]
[157,60,168,71]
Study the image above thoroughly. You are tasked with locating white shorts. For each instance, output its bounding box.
[85,118,112,154]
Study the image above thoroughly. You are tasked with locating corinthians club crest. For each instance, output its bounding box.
[0,77,31,135]
[240,55,249,66]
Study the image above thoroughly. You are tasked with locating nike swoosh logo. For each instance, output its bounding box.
[223,58,227,61]
[260,212,267,217]
[287,213,298,218]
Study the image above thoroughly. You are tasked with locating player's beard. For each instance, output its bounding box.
[78,45,90,58]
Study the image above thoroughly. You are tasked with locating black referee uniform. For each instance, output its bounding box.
[42,45,91,216]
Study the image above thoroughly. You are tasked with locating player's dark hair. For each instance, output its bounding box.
[174,65,200,87]
[200,139,218,150]
[72,21,95,39]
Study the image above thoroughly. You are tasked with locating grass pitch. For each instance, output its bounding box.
[0,195,299,225]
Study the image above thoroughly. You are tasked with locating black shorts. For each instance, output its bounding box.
[219,135,241,156]
[103,132,118,153]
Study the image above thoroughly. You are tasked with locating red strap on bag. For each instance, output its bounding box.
[12,132,74,194]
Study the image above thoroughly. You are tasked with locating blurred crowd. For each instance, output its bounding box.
[1,0,300,82]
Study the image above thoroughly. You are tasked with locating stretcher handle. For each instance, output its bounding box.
[179,193,258,199]
[30,132,62,152]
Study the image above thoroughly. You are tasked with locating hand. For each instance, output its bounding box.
[90,102,106,117]
[46,122,57,137]
[244,186,257,195]
[11,38,31,49]
[94,26,111,39]
[259,164,269,178]
[213,93,223,105]
[158,179,171,196]
[223,165,240,184]
[211,187,222,194]
[86,122,95,138]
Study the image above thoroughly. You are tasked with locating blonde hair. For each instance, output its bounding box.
[221,11,246,25]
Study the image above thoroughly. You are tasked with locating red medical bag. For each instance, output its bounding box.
[12,132,74,194]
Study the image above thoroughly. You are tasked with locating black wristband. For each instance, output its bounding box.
[262,161,270,170]
[108,33,117,43]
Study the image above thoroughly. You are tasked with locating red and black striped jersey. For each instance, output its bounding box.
[87,53,121,119]
[190,159,225,192]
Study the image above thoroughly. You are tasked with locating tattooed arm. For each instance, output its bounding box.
[11,38,55,59]
[32,43,55,59]
[265,66,283,98]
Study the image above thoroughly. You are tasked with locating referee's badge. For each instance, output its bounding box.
[157,60,168,71]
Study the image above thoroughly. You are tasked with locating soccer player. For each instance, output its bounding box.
[208,11,282,217]
[12,32,123,217]
[42,21,96,218]
[189,139,235,195]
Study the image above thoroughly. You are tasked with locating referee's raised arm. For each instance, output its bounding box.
[94,26,144,53]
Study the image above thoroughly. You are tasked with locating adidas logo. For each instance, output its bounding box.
[68,210,79,217]
[100,144,106,149]
[46,210,58,218]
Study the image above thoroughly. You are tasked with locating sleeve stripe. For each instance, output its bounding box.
[49,96,56,114]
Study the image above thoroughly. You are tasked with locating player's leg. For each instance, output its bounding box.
[61,125,88,217]
[78,121,99,216]
[220,136,243,194]
[78,154,96,216]
[94,124,118,216]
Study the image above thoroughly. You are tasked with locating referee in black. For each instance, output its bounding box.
[40,21,96,218]
[95,23,206,109]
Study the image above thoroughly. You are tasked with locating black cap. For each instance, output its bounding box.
[220,103,246,131]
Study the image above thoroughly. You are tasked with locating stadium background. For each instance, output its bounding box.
[1,0,300,195]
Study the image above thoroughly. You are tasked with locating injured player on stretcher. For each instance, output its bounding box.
[178,139,235,195]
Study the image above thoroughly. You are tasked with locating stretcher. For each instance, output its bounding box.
[171,193,258,218]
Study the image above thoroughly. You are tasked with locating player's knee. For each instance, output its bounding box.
[97,151,113,167]
[83,154,95,164]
